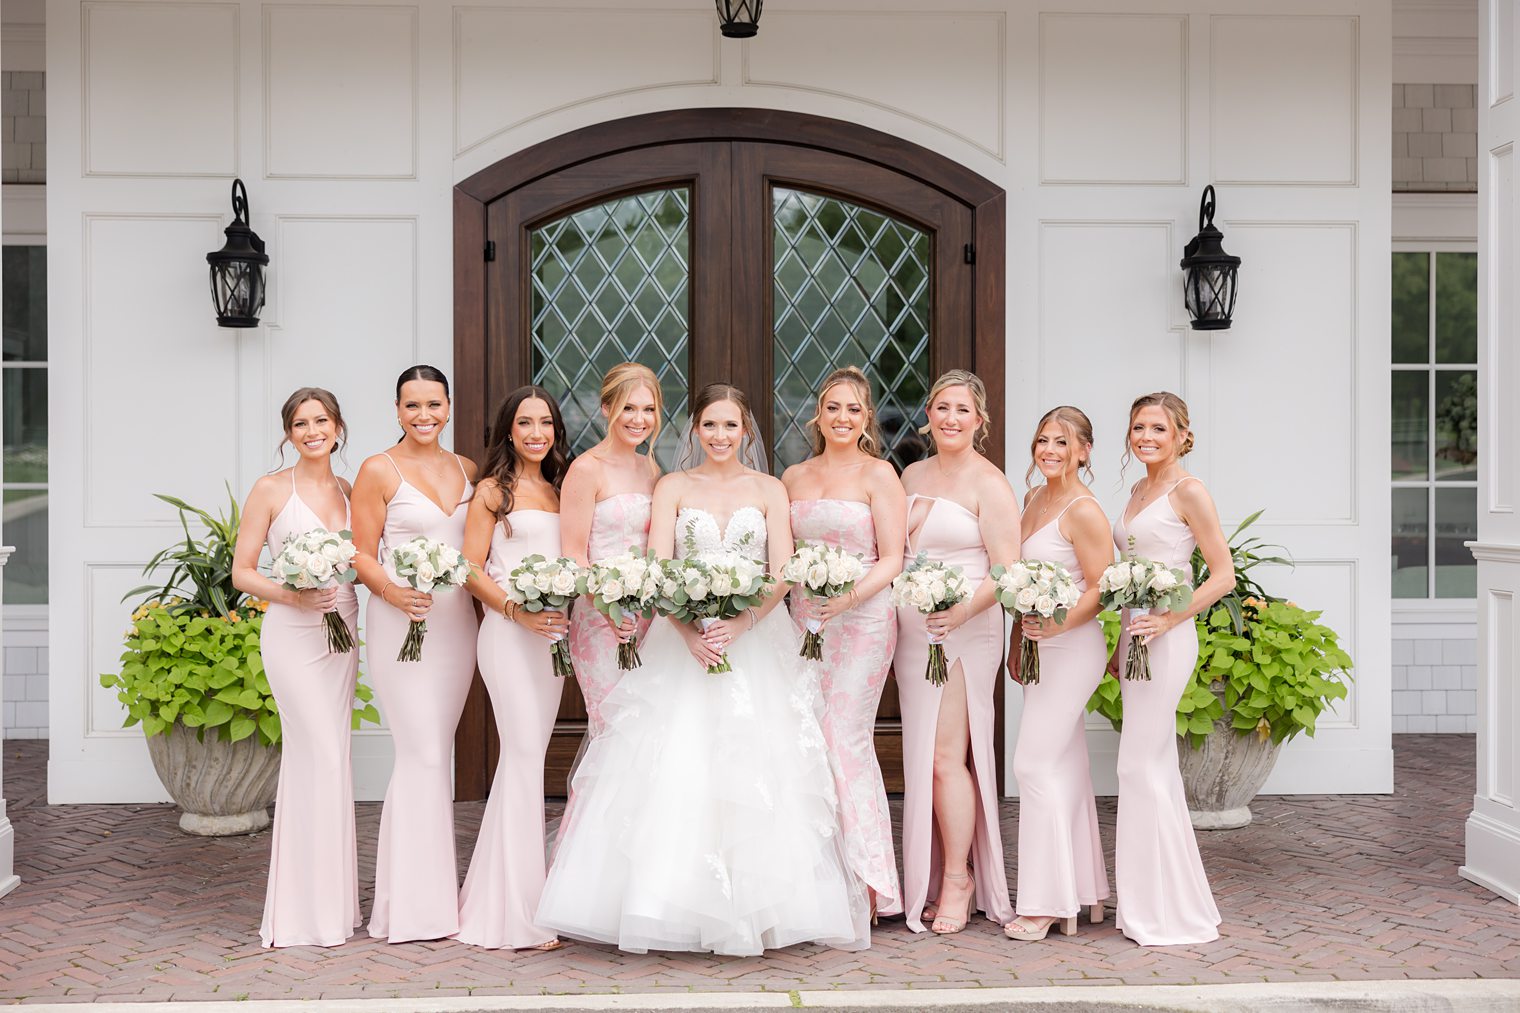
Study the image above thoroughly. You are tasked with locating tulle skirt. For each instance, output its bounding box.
[536,608,870,956]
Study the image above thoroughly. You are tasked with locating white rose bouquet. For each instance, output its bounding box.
[577,547,665,671]
[891,552,973,687]
[781,541,866,661]
[657,552,774,674]
[271,528,359,653]
[504,554,583,679]
[1098,535,1193,680]
[991,559,1081,686]
[390,536,472,662]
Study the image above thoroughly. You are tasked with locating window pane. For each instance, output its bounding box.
[2,246,47,363]
[2,367,47,483]
[1434,486,1477,598]
[1435,252,1478,364]
[529,188,690,471]
[1391,370,1428,480]
[1434,369,1478,481]
[1391,251,1429,364]
[2,490,47,604]
[1392,487,1430,598]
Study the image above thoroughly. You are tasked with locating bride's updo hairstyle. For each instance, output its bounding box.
[806,365,884,458]
[1024,405,1095,487]
[600,361,664,447]
[919,368,991,453]
[276,386,346,464]
[1120,391,1194,475]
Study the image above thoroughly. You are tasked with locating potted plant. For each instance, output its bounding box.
[1087,511,1353,829]
[100,489,380,836]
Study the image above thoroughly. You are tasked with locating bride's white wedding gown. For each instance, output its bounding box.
[536,505,871,955]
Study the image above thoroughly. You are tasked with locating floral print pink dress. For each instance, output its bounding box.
[566,492,652,737]
[789,498,902,918]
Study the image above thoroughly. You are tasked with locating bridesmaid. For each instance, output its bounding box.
[1002,407,1111,942]
[231,388,359,948]
[1111,391,1231,946]
[560,363,661,738]
[782,366,905,923]
[351,364,479,943]
[455,386,570,951]
[895,369,1019,934]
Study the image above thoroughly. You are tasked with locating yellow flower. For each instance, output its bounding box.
[228,611,241,623]
[1255,717,1271,742]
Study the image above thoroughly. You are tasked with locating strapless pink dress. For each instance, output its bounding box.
[566,492,652,737]
[894,494,1012,931]
[259,473,360,948]
[366,454,478,944]
[1111,477,1220,945]
[456,510,565,948]
[789,498,902,918]
[1012,496,1110,919]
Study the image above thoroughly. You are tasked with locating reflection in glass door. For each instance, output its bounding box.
[771,188,931,473]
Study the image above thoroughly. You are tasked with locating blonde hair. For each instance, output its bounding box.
[600,362,664,447]
[1121,391,1194,473]
[807,366,883,458]
[1025,405,1094,487]
[919,369,990,453]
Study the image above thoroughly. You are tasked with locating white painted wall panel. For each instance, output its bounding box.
[1040,14,1187,185]
[264,5,418,179]
[82,1,238,176]
[1490,145,1515,513]
[1493,0,1516,105]
[1211,15,1359,185]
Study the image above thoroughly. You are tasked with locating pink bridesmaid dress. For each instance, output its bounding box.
[456,509,565,949]
[259,473,361,948]
[565,492,651,737]
[366,453,478,944]
[894,494,1013,932]
[1011,496,1110,922]
[1111,476,1221,945]
[790,499,903,919]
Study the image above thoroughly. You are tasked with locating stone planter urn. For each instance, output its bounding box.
[1177,718,1283,830]
[144,723,281,836]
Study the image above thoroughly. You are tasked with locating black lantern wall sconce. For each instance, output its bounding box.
[1180,185,1240,331]
[716,0,762,38]
[206,178,269,328]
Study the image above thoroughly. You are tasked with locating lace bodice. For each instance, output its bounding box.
[676,506,768,564]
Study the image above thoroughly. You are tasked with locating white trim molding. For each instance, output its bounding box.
[0,544,20,901]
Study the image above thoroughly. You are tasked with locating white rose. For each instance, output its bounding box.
[308,555,334,581]
[1034,594,1055,616]
[514,572,537,592]
[1149,569,1179,592]
[415,558,436,582]
[551,570,579,596]
[1107,565,1131,591]
[320,541,344,563]
[1008,567,1033,590]
[287,549,311,569]
[1015,587,1038,610]
[602,578,625,600]
[807,561,829,588]
[533,574,553,594]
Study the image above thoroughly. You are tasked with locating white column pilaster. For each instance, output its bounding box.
[0,545,18,900]
[1462,0,1520,905]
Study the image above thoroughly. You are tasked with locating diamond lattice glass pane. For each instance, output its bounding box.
[530,188,690,470]
[772,188,932,472]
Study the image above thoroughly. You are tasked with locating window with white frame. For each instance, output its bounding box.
[2,241,46,604]
[1391,247,1477,600]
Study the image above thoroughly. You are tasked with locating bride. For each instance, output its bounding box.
[536,383,870,956]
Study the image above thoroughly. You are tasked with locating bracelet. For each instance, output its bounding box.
[379,581,396,606]
[847,588,860,609]
[747,607,758,630]
[502,600,518,623]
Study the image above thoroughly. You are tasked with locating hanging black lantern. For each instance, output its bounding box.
[716,0,761,38]
[206,178,268,328]
[1180,184,1240,331]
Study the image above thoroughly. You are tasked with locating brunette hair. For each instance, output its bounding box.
[919,369,991,453]
[276,386,347,466]
[482,385,570,536]
[806,366,884,458]
[684,382,765,470]
[1120,391,1194,474]
[600,362,664,448]
[1024,405,1095,487]
[394,364,451,445]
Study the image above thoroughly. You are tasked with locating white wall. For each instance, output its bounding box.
[46,0,1394,802]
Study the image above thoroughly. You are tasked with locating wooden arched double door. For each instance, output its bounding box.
[453,109,1005,800]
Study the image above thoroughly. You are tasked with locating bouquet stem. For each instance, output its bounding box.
[1017,634,1040,686]
[397,618,427,662]
[799,618,824,662]
[616,636,642,671]
[1124,636,1151,681]
[322,611,354,654]
[551,638,576,679]
[926,642,949,687]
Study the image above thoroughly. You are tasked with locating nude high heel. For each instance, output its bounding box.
[1089,902,1105,924]
[1002,913,1077,941]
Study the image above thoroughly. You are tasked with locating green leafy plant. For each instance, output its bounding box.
[100,491,381,746]
[1087,511,1353,748]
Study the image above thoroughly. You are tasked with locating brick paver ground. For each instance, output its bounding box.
[0,735,1517,1004]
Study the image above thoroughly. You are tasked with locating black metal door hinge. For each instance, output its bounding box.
[484,240,496,262]
[963,243,975,265]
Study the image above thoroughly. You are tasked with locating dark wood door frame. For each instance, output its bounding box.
[453,108,1007,800]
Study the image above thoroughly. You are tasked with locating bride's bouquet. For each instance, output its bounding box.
[390,537,472,662]
[271,528,359,653]
[657,552,774,674]
[991,560,1080,686]
[504,555,583,679]
[781,541,865,661]
[891,552,973,687]
[578,547,665,671]
[1098,536,1193,680]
